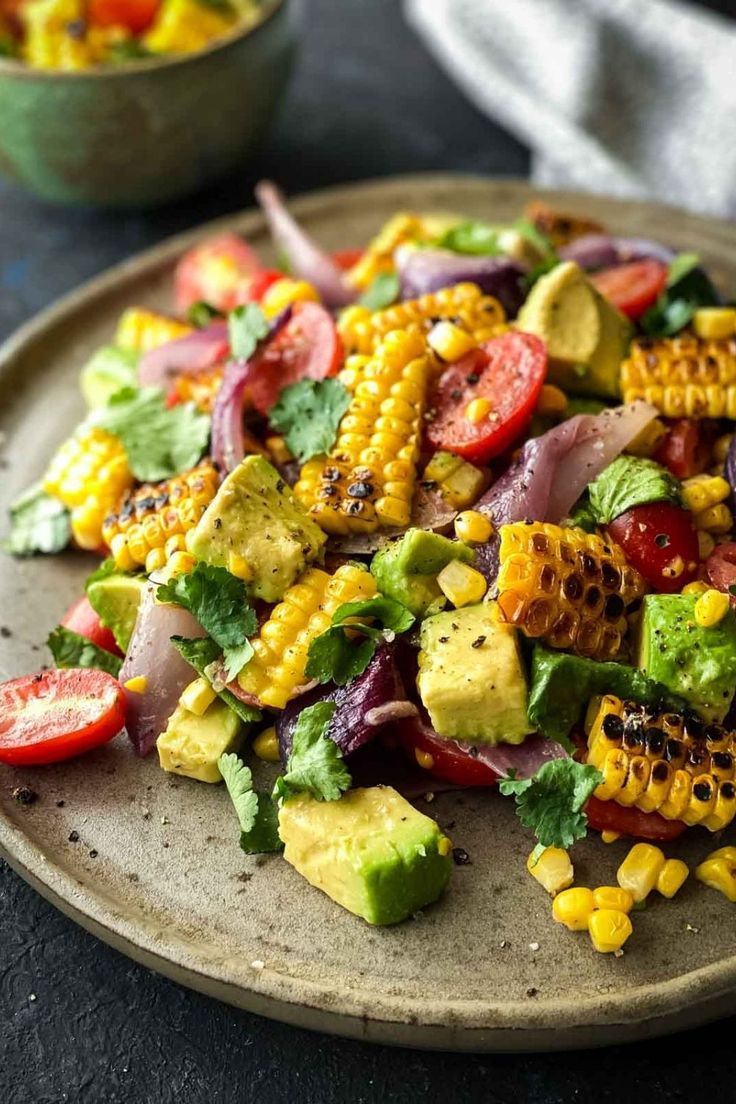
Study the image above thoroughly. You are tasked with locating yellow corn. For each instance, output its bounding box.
[170,366,225,414]
[464,397,494,424]
[345,213,425,291]
[179,677,217,717]
[694,588,731,628]
[115,308,193,354]
[454,510,493,544]
[696,847,736,902]
[656,858,689,898]
[601,830,621,844]
[124,676,148,694]
[294,330,432,534]
[43,426,133,550]
[697,532,716,561]
[422,451,489,509]
[693,307,736,341]
[161,550,197,580]
[101,460,219,571]
[143,0,237,54]
[265,435,294,467]
[237,563,377,710]
[617,843,666,903]
[587,909,633,954]
[261,278,320,318]
[621,333,736,418]
[682,474,730,515]
[535,384,568,418]
[586,695,736,831]
[713,433,734,465]
[415,747,435,770]
[694,503,733,534]
[552,887,595,931]
[338,283,506,356]
[527,847,574,896]
[592,886,634,913]
[252,726,281,763]
[682,579,709,596]
[427,321,478,363]
[436,560,488,607]
[625,417,668,458]
[496,523,647,660]
[21,0,93,70]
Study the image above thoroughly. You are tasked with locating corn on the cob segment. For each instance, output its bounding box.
[101,460,219,573]
[621,334,736,418]
[345,213,425,291]
[170,366,225,413]
[587,695,736,831]
[294,330,432,534]
[338,283,506,356]
[495,523,647,660]
[115,308,193,355]
[237,563,377,710]
[43,427,133,550]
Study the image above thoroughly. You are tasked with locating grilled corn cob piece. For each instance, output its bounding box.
[101,460,219,574]
[338,283,506,356]
[621,334,736,418]
[43,427,133,550]
[495,523,647,660]
[115,308,193,355]
[170,365,225,413]
[237,564,377,710]
[345,213,426,291]
[587,695,736,831]
[294,330,432,534]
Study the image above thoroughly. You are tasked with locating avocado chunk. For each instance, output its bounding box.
[87,573,147,652]
[157,695,242,783]
[188,455,326,603]
[371,528,474,617]
[638,594,736,722]
[80,345,138,409]
[278,786,452,925]
[417,604,532,744]
[517,261,632,398]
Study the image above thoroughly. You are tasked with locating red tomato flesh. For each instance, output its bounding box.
[61,595,123,657]
[88,0,159,32]
[0,669,126,766]
[253,301,342,415]
[174,233,263,314]
[585,796,686,841]
[606,502,699,593]
[654,419,712,480]
[331,248,364,271]
[706,542,736,606]
[427,332,547,464]
[396,715,499,787]
[590,260,668,320]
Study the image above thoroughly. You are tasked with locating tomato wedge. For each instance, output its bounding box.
[706,542,736,606]
[585,796,686,842]
[252,301,343,415]
[61,595,123,657]
[654,418,712,480]
[427,332,547,464]
[590,259,668,320]
[174,233,263,313]
[396,715,499,787]
[606,502,699,593]
[0,669,126,766]
[88,0,159,33]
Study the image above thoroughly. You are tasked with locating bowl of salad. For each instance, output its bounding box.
[0,0,295,206]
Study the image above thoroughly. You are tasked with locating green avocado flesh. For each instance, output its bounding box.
[157,697,242,784]
[371,528,473,618]
[86,573,147,652]
[278,787,452,925]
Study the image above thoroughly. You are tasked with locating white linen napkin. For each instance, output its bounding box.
[404,0,736,218]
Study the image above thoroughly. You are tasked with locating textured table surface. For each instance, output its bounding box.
[1,1,735,1100]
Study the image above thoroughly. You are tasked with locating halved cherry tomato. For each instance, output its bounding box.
[427,332,547,464]
[590,260,668,320]
[88,0,159,32]
[606,502,699,593]
[252,301,342,415]
[174,233,263,314]
[331,248,363,271]
[396,714,499,787]
[61,596,123,658]
[246,268,284,302]
[0,668,126,766]
[585,796,686,841]
[654,419,712,480]
[706,542,736,606]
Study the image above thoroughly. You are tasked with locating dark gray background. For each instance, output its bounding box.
[2,1,735,1100]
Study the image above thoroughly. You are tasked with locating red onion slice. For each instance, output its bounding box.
[396,245,527,316]
[559,235,675,270]
[137,322,229,389]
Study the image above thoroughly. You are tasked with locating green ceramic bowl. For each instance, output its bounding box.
[0,0,296,208]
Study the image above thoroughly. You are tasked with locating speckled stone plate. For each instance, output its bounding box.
[2,176,736,1052]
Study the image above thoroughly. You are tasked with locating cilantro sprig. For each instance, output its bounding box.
[93,387,210,483]
[47,625,122,678]
[499,759,603,858]
[305,595,414,686]
[187,301,224,328]
[359,271,401,310]
[641,253,719,337]
[269,378,351,464]
[438,220,501,256]
[2,484,71,557]
[218,753,282,854]
[228,303,269,360]
[274,701,351,803]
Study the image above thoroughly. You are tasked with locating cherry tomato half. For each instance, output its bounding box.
[331,248,364,271]
[174,233,263,314]
[88,0,159,33]
[654,419,712,480]
[585,796,686,842]
[246,269,284,302]
[61,596,123,658]
[253,301,342,415]
[590,260,668,321]
[606,502,699,593]
[706,542,736,606]
[427,332,547,464]
[396,714,499,787]
[0,668,126,766]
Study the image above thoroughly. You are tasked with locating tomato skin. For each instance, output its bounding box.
[253,301,342,415]
[606,502,699,593]
[590,260,668,320]
[88,0,159,32]
[174,234,263,314]
[331,248,363,271]
[61,596,123,657]
[427,332,547,464]
[396,714,499,787]
[706,542,736,606]
[586,796,686,841]
[246,269,284,302]
[0,669,126,766]
[654,419,711,480]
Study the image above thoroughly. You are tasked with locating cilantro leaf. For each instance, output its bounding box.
[275,701,351,802]
[222,638,254,683]
[666,252,700,287]
[158,563,256,649]
[641,254,719,337]
[2,484,71,557]
[47,625,122,678]
[93,387,210,482]
[587,455,682,525]
[269,378,351,463]
[512,217,558,261]
[359,272,400,310]
[171,636,261,723]
[499,759,603,850]
[332,595,415,634]
[218,752,283,854]
[240,793,282,854]
[438,220,501,256]
[228,303,269,360]
[187,301,224,328]
[305,594,414,686]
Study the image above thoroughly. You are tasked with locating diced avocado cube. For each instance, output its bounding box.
[371,528,474,617]
[87,573,147,652]
[417,604,532,744]
[79,345,138,409]
[188,455,326,603]
[278,786,452,925]
[637,594,736,723]
[157,696,242,783]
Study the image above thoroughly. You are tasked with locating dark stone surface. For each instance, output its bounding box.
[1,1,735,1100]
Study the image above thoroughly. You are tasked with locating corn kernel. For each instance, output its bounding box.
[415,747,435,771]
[265,435,293,466]
[695,503,733,533]
[617,842,666,902]
[262,278,319,318]
[601,830,621,844]
[535,384,568,418]
[696,852,736,902]
[165,551,197,579]
[253,726,281,763]
[697,532,716,561]
[625,418,668,458]
[552,887,595,931]
[427,320,477,362]
[592,886,634,913]
[587,908,633,953]
[145,547,167,576]
[682,579,709,596]
[465,397,494,424]
[124,676,148,694]
[713,433,734,464]
[454,510,493,545]
[656,858,689,898]
[110,533,137,573]
[179,677,217,717]
[692,307,736,341]
[437,835,453,857]
[228,552,253,582]
[437,561,488,607]
[526,847,574,896]
[694,588,730,628]
[682,474,730,513]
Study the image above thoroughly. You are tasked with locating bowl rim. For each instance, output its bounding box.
[0,0,286,80]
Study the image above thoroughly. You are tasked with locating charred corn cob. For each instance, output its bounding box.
[495,523,647,660]
[621,334,736,418]
[587,695,736,831]
[170,365,225,413]
[523,200,605,248]
[237,564,377,710]
[101,460,219,574]
[43,427,133,550]
[422,451,489,509]
[338,283,506,356]
[682,473,733,537]
[345,213,425,291]
[115,308,193,355]
[294,330,432,534]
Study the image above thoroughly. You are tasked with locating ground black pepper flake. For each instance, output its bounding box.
[471,635,486,649]
[89,849,98,859]
[12,786,37,806]
[68,830,79,843]
[526,987,538,997]
[452,847,471,866]
[0,626,11,638]
[56,800,65,808]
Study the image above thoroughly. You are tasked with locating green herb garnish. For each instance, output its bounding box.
[270,378,351,463]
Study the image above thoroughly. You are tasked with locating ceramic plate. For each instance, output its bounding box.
[2,176,736,1052]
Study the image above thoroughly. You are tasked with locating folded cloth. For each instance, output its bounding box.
[405,0,736,218]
